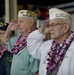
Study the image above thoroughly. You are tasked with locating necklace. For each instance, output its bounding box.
[11,35,28,55]
[46,31,74,74]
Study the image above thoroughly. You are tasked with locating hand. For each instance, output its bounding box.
[8,19,18,31]
[39,20,50,34]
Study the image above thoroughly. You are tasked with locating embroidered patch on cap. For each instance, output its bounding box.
[49,8,71,22]
[18,10,38,21]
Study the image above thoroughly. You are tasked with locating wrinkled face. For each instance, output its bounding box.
[49,18,68,39]
[18,17,32,34]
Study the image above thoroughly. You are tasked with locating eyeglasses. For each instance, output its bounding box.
[48,23,66,28]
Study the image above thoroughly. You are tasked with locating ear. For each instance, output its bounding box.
[29,19,34,27]
[64,24,69,33]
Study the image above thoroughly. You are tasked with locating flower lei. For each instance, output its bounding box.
[0,43,8,59]
[11,35,28,55]
[46,31,74,74]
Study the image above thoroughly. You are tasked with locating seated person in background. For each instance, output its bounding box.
[2,10,39,75]
[0,22,13,75]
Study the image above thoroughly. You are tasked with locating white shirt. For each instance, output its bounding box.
[27,30,74,75]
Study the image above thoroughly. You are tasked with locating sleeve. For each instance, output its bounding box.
[27,30,45,59]
[29,55,40,74]
[7,36,18,52]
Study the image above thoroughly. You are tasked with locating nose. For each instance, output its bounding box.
[50,25,53,28]
[48,26,54,32]
[18,21,21,26]
[17,22,20,28]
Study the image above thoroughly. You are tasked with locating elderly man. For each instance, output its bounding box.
[27,8,74,75]
[2,10,39,75]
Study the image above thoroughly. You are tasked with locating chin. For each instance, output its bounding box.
[51,35,55,39]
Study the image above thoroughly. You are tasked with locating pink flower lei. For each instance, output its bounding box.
[0,43,8,59]
[46,31,74,74]
[11,35,28,55]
